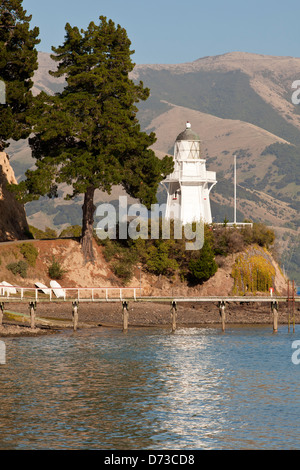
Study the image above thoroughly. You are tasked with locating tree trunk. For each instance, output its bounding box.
[81,186,96,264]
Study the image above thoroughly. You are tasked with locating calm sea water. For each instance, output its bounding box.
[1,322,300,450]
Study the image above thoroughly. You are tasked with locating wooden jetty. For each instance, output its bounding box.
[0,284,299,333]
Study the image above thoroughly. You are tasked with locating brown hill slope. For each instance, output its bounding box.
[133,51,300,132]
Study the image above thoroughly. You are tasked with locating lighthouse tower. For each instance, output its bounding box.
[164,122,217,225]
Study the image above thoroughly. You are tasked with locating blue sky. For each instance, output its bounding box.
[23,0,300,64]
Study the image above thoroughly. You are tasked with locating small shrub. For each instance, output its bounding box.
[48,257,66,280]
[29,225,57,239]
[251,223,275,248]
[188,240,218,284]
[101,238,122,262]
[19,243,38,267]
[111,261,134,284]
[6,260,28,278]
[145,242,179,276]
[111,246,139,283]
[213,226,245,256]
[59,225,82,238]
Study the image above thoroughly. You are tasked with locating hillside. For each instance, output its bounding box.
[4,51,300,282]
[134,52,300,142]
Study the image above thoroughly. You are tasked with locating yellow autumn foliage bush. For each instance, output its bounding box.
[232,245,275,294]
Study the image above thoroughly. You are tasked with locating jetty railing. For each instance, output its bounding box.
[0,283,299,303]
[0,285,141,302]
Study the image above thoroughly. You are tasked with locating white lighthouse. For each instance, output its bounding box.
[163,122,217,225]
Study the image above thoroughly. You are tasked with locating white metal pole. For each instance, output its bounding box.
[139,266,142,297]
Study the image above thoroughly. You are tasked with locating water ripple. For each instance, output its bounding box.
[1,325,300,449]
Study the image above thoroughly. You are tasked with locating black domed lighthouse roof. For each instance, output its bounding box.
[176,122,201,141]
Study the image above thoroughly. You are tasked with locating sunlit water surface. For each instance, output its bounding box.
[1,323,300,449]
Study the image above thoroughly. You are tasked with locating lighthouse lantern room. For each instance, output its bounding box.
[164,122,217,225]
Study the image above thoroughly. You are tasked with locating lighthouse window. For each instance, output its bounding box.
[189,141,201,159]
[175,140,201,160]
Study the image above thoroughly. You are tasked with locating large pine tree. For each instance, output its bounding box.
[0,0,40,150]
[16,16,173,262]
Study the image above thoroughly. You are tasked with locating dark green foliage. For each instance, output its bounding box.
[100,237,138,284]
[48,256,66,280]
[145,240,179,276]
[19,242,38,266]
[97,220,275,285]
[188,240,218,284]
[112,250,139,284]
[6,260,28,278]
[13,16,173,262]
[26,15,173,207]
[0,0,40,149]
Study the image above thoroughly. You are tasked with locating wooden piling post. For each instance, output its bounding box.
[271,300,279,333]
[171,301,177,333]
[122,301,129,332]
[29,301,36,329]
[219,301,226,332]
[72,300,79,331]
[0,302,4,326]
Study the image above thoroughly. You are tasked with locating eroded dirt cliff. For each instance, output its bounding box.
[0,152,29,241]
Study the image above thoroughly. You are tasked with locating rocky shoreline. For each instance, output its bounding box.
[0,299,299,337]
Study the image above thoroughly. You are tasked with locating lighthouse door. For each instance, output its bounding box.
[169,188,181,220]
